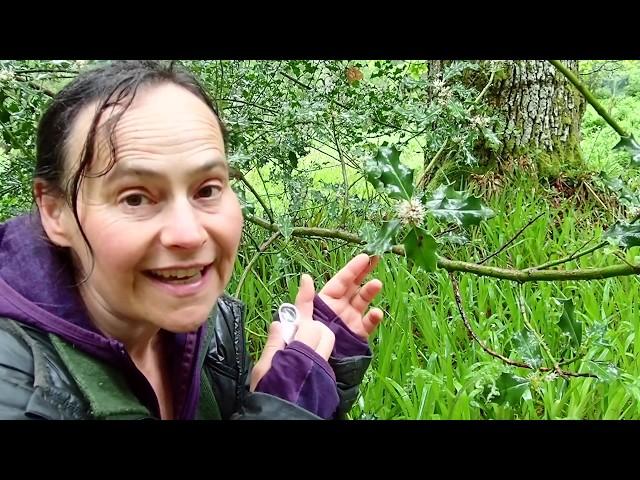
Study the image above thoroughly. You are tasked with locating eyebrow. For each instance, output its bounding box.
[105,158,228,184]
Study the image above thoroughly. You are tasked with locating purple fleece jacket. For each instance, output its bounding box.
[0,214,369,419]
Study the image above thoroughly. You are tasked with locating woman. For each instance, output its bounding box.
[0,60,384,419]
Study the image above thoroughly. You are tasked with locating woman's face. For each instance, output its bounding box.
[56,83,243,333]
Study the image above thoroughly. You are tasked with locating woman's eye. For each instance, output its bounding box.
[197,185,221,199]
[123,194,147,207]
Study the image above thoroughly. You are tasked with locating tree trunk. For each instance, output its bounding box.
[430,60,586,178]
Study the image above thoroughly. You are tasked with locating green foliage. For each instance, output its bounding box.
[360,143,494,268]
[1,59,503,226]
[495,373,531,406]
[557,298,582,348]
[580,60,640,181]
[599,173,640,207]
[403,227,437,272]
[235,174,640,419]
[423,184,495,227]
[4,59,640,419]
[180,59,502,227]
[512,329,543,369]
[604,222,640,248]
[613,135,640,167]
[364,220,401,256]
[585,361,620,382]
[364,144,413,200]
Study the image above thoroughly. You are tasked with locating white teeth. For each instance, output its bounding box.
[150,267,202,279]
[169,271,203,284]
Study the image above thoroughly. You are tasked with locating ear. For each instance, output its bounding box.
[34,179,73,248]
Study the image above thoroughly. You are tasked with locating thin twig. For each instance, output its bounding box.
[449,273,531,368]
[558,354,585,367]
[416,68,494,190]
[326,240,352,253]
[232,169,275,224]
[614,251,636,269]
[534,212,640,270]
[15,68,79,75]
[449,273,596,378]
[218,97,279,114]
[251,64,282,106]
[418,140,448,188]
[0,182,22,197]
[279,71,313,91]
[312,137,360,169]
[254,166,276,220]
[241,228,262,252]
[21,80,55,97]
[578,61,620,77]
[584,180,609,211]
[435,225,459,238]
[516,288,563,377]
[479,212,545,265]
[330,113,350,225]
[475,70,496,103]
[534,240,606,270]
[234,231,282,298]
[568,235,598,261]
[278,69,416,135]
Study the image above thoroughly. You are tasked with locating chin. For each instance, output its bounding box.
[161,306,213,333]
[163,316,209,333]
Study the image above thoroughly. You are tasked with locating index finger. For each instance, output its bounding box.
[321,254,380,299]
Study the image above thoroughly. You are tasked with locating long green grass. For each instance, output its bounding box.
[228,60,640,419]
[230,173,640,419]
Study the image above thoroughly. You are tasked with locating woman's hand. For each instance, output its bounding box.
[318,253,384,340]
[250,274,335,391]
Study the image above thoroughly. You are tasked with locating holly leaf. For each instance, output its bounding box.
[557,298,582,348]
[512,329,543,369]
[235,188,255,217]
[600,174,640,206]
[604,222,640,248]
[279,216,293,240]
[364,219,401,255]
[613,134,640,167]
[364,144,414,200]
[358,223,378,244]
[404,227,437,272]
[495,373,531,406]
[423,184,494,226]
[437,232,469,245]
[585,360,620,382]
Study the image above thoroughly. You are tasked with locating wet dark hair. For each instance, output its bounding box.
[34,60,226,257]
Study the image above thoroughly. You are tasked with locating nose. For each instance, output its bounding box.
[160,199,207,250]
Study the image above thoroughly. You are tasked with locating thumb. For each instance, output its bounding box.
[250,322,286,391]
[261,321,286,362]
[295,273,315,321]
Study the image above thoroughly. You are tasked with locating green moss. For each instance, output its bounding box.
[537,151,561,178]
[536,142,585,179]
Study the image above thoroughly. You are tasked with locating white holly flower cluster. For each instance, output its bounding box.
[0,69,14,82]
[470,115,490,129]
[432,78,452,102]
[396,197,426,227]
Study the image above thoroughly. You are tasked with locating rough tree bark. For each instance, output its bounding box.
[430,60,586,178]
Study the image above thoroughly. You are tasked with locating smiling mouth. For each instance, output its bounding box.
[144,264,212,285]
